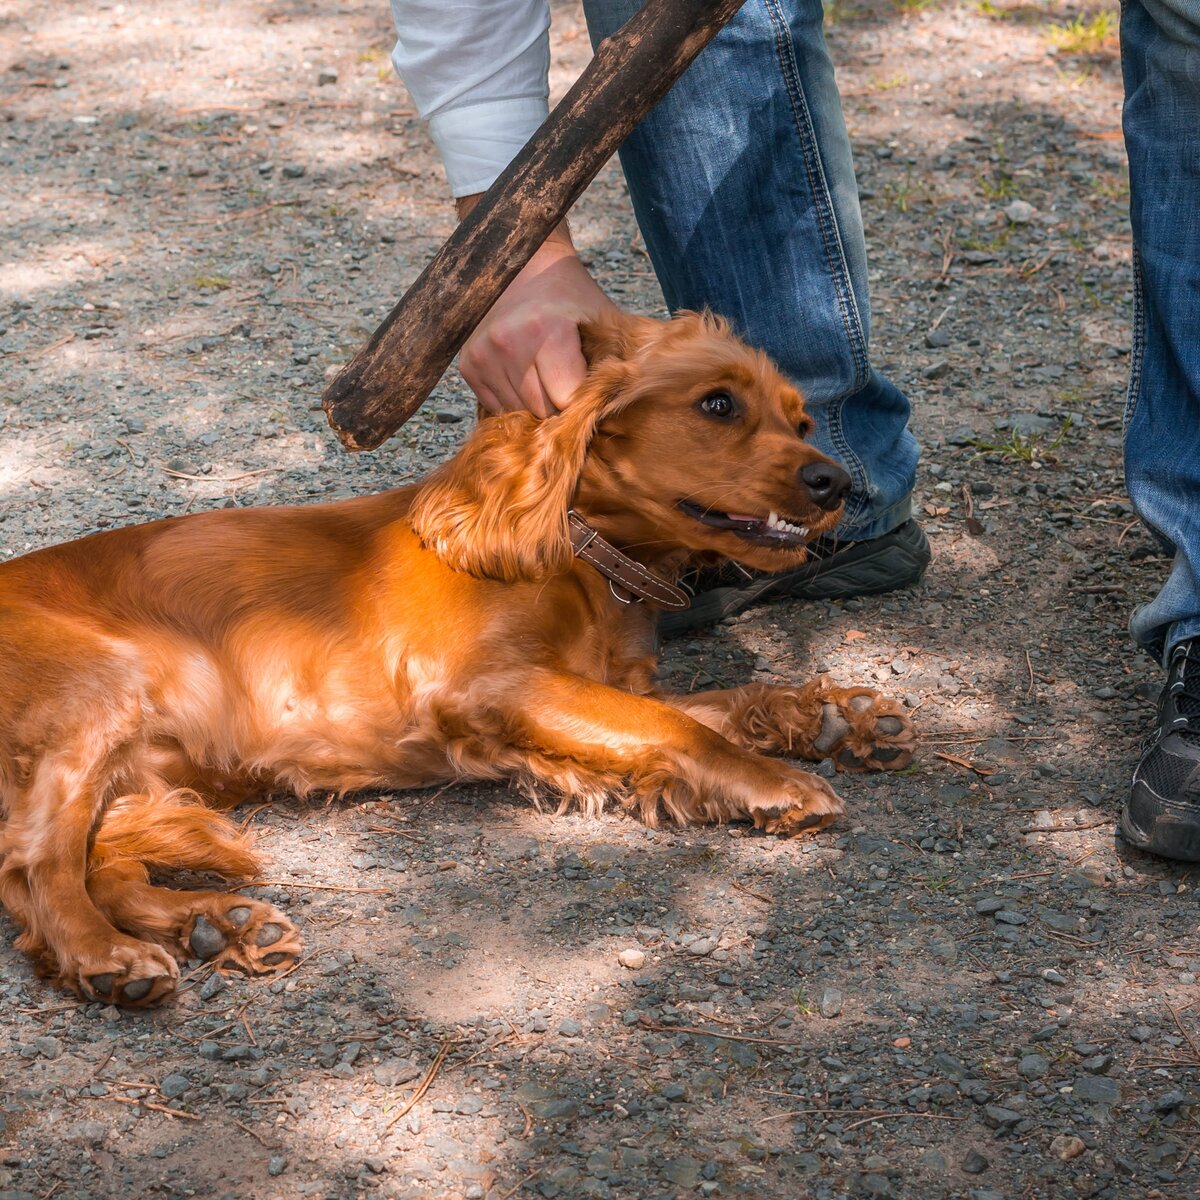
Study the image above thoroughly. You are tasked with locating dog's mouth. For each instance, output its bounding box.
[677,500,813,548]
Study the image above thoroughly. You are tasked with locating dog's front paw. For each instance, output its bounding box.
[74,939,181,1008]
[752,768,843,837]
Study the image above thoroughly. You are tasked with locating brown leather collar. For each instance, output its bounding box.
[567,510,690,610]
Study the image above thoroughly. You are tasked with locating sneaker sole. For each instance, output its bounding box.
[660,519,931,637]
[1120,791,1200,862]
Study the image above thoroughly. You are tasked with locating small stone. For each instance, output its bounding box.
[983,1105,1022,1129]
[618,948,646,970]
[1004,199,1036,224]
[921,361,951,381]
[1130,1024,1154,1043]
[1072,1075,1120,1105]
[975,897,1005,915]
[999,412,1057,436]
[33,1036,62,1060]
[199,973,226,1001]
[1019,1054,1049,1080]
[925,328,953,349]
[961,1150,989,1175]
[1041,968,1067,985]
[994,909,1027,925]
[1155,1089,1191,1112]
[281,164,306,178]
[858,1175,894,1199]
[455,1095,484,1115]
[558,1018,583,1038]
[373,1059,421,1088]
[317,67,338,86]
[688,936,718,957]
[267,1155,288,1176]
[1049,1134,1086,1162]
[160,1073,190,1099]
[819,987,843,1019]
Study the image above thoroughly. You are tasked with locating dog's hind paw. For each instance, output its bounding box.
[186,897,301,976]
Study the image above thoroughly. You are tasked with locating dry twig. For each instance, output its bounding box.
[731,880,772,904]
[1019,817,1115,834]
[385,1040,455,1130]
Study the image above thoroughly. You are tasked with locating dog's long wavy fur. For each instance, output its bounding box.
[0,310,916,1004]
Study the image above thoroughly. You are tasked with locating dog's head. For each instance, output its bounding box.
[409,310,848,582]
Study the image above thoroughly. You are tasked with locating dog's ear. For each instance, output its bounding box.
[408,352,637,582]
[579,310,662,368]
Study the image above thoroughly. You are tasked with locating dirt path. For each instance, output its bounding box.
[2,3,1196,1199]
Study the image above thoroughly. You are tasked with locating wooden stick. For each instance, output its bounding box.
[323,0,749,449]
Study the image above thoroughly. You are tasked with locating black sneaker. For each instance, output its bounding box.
[659,518,931,637]
[1121,638,1200,862]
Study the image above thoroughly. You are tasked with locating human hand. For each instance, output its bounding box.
[456,206,620,417]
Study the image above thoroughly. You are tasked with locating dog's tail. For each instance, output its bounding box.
[92,790,260,879]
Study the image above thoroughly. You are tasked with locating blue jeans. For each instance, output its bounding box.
[580,0,917,539]
[1121,0,1200,663]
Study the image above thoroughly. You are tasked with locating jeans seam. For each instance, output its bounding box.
[826,398,869,528]
[762,0,869,390]
[761,0,871,524]
[1124,244,1146,435]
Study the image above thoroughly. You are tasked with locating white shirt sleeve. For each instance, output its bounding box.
[390,0,551,197]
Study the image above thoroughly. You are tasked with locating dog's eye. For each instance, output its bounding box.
[699,391,736,419]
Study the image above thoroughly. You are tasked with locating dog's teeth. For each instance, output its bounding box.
[767,511,779,529]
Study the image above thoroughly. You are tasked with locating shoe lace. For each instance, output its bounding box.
[1151,640,1200,750]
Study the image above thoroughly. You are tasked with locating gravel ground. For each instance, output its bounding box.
[2,2,1198,1198]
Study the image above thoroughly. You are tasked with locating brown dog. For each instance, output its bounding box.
[0,311,914,1006]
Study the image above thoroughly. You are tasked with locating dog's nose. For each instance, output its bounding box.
[799,460,851,510]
